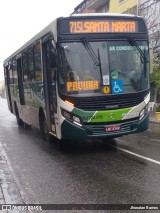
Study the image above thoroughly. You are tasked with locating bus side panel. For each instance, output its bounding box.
[18,81,44,128]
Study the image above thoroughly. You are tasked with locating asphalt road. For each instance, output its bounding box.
[0,98,160,213]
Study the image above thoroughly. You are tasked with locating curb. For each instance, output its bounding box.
[0,142,24,213]
[149,119,160,125]
[0,186,8,213]
[0,186,5,205]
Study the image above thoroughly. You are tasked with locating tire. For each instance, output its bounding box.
[24,123,32,129]
[15,105,24,127]
[39,113,52,142]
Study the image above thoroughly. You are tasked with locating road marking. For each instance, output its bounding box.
[106,143,160,166]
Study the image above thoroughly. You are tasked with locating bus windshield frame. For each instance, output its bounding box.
[58,38,149,97]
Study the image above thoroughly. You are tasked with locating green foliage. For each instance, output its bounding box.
[156,105,160,112]
[150,62,160,111]
[150,64,160,92]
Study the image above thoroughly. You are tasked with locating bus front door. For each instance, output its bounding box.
[4,65,13,112]
[17,56,25,105]
[42,40,57,137]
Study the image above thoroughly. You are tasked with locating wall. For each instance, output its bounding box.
[109,0,138,14]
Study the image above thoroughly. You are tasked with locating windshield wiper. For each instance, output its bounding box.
[81,37,101,67]
[127,36,149,78]
[81,37,103,83]
[127,36,149,63]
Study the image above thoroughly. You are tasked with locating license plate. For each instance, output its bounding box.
[105,125,121,132]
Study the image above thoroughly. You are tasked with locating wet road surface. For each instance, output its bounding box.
[0,99,160,212]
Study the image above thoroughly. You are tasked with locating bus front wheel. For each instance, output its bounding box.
[15,105,24,127]
[39,113,51,141]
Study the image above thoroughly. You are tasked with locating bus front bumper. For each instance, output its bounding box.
[61,112,149,140]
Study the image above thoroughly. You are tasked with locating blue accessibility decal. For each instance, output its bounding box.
[111,80,123,94]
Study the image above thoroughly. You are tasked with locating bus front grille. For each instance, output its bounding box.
[75,96,142,111]
[84,119,139,136]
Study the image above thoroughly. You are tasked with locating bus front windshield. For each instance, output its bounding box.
[59,40,149,97]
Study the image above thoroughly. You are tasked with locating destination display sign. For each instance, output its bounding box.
[59,18,140,34]
[69,20,137,33]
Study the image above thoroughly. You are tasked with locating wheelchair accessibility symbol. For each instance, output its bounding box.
[111,80,123,94]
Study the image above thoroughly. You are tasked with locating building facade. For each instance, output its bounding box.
[138,0,160,104]
[73,0,138,15]
[138,0,160,53]
[109,0,138,14]
[73,0,110,14]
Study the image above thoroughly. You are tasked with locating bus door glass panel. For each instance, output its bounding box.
[28,48,34,81]
[47,41,57,120]
[33,42,43,104]
[8,63,14,84]
[16,58,25,105]
[43,40,57,133]
[5,64,13,112]
[27,48,34,106]
[22,52,28,83]
[22,52,29,104]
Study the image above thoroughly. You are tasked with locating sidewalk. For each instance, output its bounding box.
[0,186,5,205]
[0,158,7,212]
[149,110,160,125]
[0,142,24,212]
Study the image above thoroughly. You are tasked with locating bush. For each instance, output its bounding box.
[156,105,160,112]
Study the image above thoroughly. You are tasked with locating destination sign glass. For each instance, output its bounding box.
[70,20,137,33]
[59,18,139,34]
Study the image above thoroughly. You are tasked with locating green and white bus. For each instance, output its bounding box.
[4,13,150,141]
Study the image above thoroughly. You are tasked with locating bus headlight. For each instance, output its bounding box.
[139,109,145,120]
[139,104,149,120]
[61,109,72,120]
[73,116,82,126]
[61,109,82,126]
[73,116,81,124]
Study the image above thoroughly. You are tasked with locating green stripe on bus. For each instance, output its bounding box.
[73,107,133,123]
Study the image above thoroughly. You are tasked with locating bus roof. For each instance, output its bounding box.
[71,13,140,18]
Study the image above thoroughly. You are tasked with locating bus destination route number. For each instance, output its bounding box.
[69,20,137,33]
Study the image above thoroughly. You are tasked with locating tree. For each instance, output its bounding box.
[139,0,160,110]
[138,0,160,54]
[150,62,160,111]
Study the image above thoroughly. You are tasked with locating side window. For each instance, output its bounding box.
[12,59,18,84]
[28,47,34,82]
[22,52,28,82]
[4,65,8,84]
[47,41,57,81]
[8,62,14,84]
[34,41,42,81]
